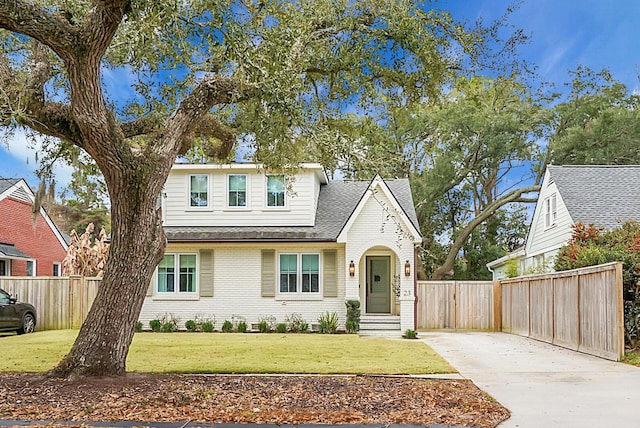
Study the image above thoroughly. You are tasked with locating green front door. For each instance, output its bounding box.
[366,256,390,313]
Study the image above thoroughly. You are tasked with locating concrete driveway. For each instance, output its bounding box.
[422,332,640,428]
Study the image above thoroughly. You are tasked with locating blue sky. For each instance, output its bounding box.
[1,0,639,191]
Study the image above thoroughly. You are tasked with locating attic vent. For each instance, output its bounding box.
[10,187,31,203]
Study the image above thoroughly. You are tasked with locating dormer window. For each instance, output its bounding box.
[228,174,247,207]
[189,174,209,208]
[266,175,285,207]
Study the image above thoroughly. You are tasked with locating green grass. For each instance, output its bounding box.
[0,330,454,374]
[623,349,640,366]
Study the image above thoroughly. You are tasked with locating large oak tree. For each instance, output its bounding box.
[0,0,501,377]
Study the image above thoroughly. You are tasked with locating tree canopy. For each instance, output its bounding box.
[0,0,524,377]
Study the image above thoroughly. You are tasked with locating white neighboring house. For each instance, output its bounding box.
[139,163,422,334]
[487,165,640,280]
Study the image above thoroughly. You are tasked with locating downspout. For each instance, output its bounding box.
[414,247,418,330]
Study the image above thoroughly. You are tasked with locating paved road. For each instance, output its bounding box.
[422,332,640,428]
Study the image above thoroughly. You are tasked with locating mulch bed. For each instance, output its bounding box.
[0,374,509,427]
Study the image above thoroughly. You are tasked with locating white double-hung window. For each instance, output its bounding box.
[266,175,285,208]
[157,254,197,294]
[189,174,209,208]
[279,253,319,294]
[228,174,247,207]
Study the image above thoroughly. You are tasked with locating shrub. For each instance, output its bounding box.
[345,320,359,334]
[149,319,162,332]
[257,320,270,333]
[258,315,276,333]
[161,322,176,333]
[404,329,418,339]
[201,321,214,332]
[345,300,360,333]
[285,313,305,333]
[318,311,339,334]
[185,320,197,332]
[135,321,143,332]
[221,320,233,333]
[275,323,288,333]
[237,321,248,333]
[299,322,309,333]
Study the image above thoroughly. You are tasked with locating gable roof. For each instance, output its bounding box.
[548,165,640,229]
[0,178,21,198]
[164,178,420,242]
[0,178,69,251]
[336,175,421,243]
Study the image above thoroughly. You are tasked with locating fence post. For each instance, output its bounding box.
[493,281,502,332]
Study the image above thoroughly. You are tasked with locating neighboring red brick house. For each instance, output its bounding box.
[0,178,68,276]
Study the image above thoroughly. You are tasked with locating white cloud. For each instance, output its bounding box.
[3,129,74,192]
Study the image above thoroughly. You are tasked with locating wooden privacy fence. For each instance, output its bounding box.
[0,276,100,331]
[500,262,624,361]
[417,281,499,330]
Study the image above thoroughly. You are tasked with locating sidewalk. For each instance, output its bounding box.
[422,331,640,427]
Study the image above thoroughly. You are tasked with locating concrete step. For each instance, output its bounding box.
[359,329,403,338]
[359,315,401,334]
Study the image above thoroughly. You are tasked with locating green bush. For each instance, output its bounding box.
[149,319,162,332]
[275,323,288,333]
[161,322,176,333]
[185,320,197,332]
[299,322,309,333]
[237,321,248,333]
[201,321,214,332]
[221,320,233,333]
[345,320,358,334]
[404,329,418,339]
[257,320,270,333]
[257,315,276,333]
[318,311,339,334]
[345,300,360,333]
[135,321,143,332]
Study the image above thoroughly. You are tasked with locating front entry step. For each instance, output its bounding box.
[359,315,401,337]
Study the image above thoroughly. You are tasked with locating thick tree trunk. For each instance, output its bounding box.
[49,172,166,378]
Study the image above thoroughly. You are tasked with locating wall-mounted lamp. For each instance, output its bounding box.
[404,260,411,277]
[349,260,355,277]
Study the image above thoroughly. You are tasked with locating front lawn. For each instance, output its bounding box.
[0,330,453,374]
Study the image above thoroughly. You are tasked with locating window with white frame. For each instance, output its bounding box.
[544,193,557,228]
[157,254,197,293]
[26,260,35,276]
[266,175,285,207]
[189,174,209,208]
[228,174,247,207]
[279,253,319,294]
[53,262,61,277]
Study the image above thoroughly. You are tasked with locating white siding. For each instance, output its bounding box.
[163,165,320,227]
[525,170,574,264]
[139,242,347,329]
[343,185,417,331]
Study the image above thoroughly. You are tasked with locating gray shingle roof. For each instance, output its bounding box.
[549,165,640,229]
[165,178,420,242]
[0,242,31,259]
[0,178,20,195]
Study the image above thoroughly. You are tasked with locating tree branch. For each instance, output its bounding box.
[431,184,541,280]
[0,0,77,61]
[160,75,254,156]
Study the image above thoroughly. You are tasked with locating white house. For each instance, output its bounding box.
[487,165,640,280]
[139,163,422,334]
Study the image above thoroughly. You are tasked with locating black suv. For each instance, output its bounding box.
[0,288,36,334]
